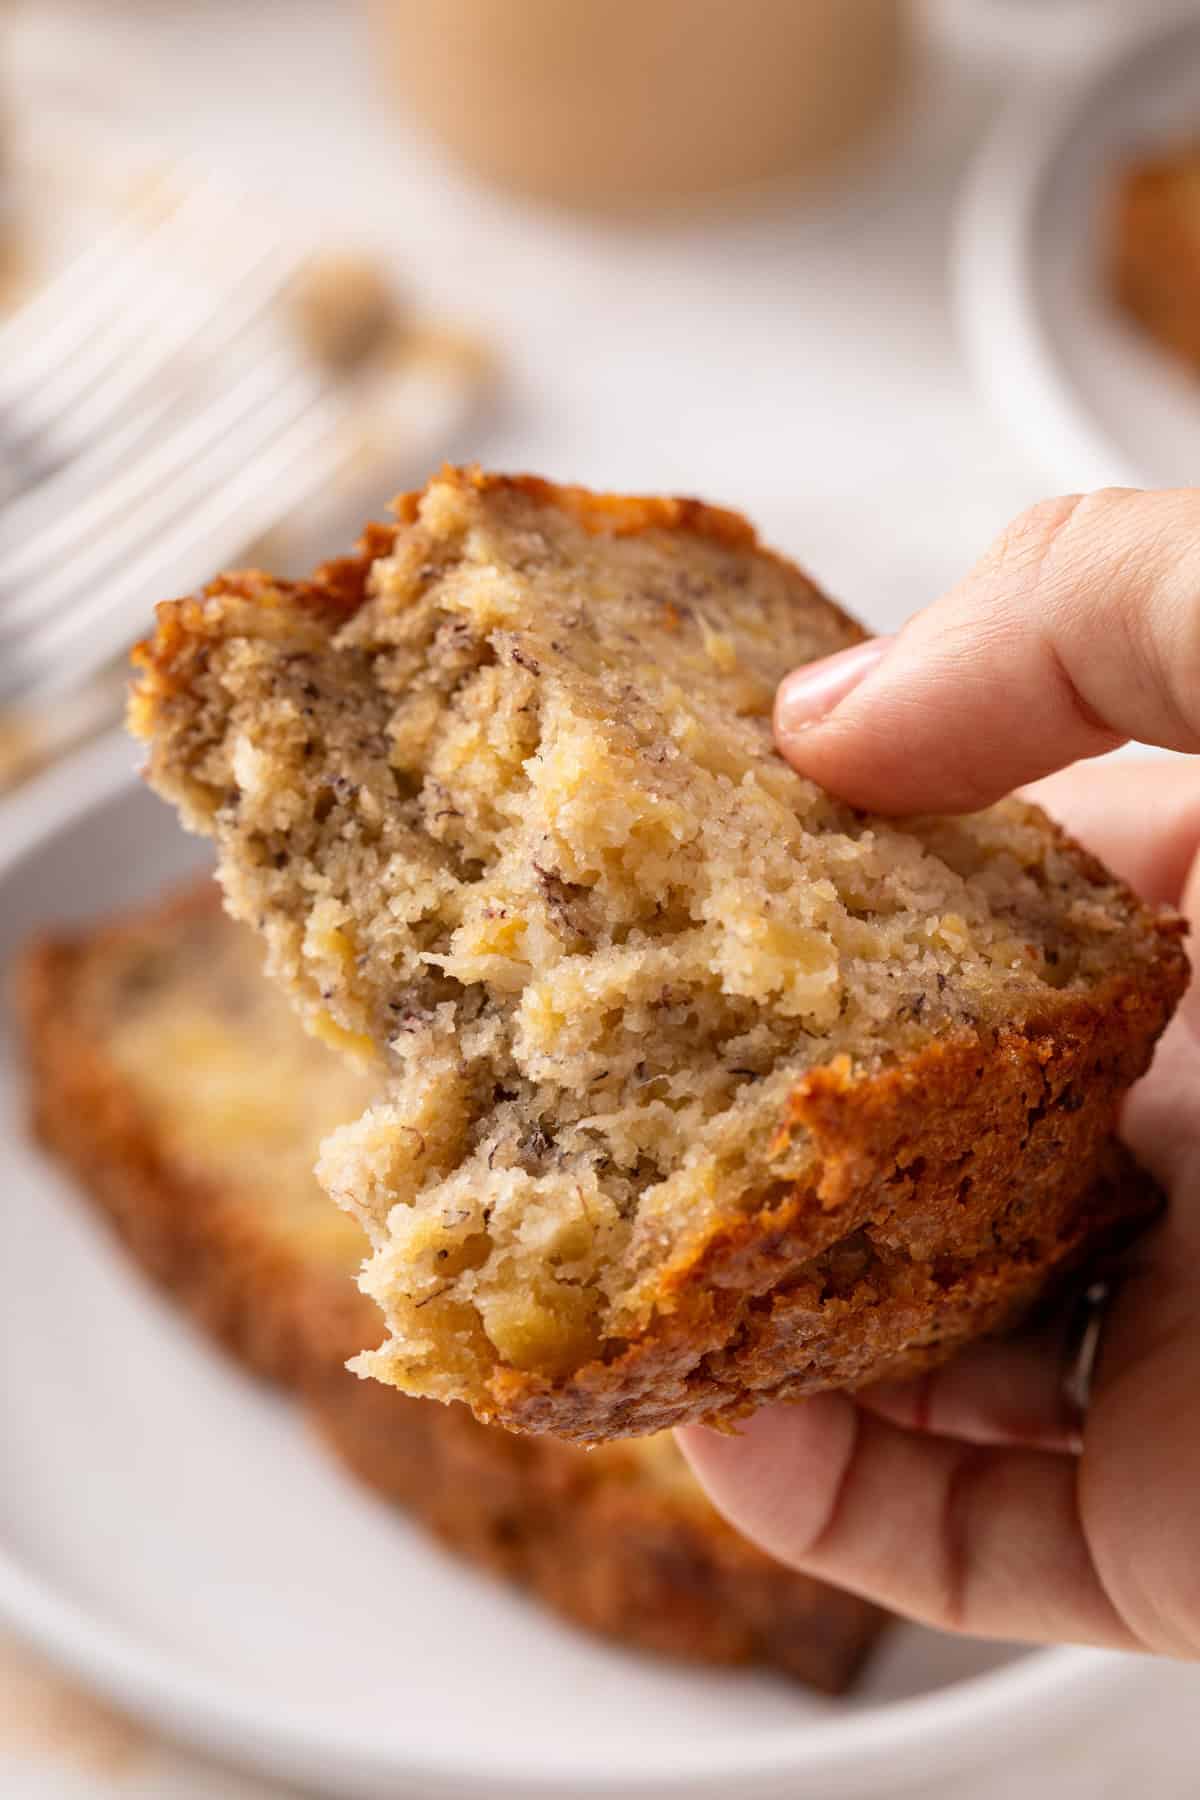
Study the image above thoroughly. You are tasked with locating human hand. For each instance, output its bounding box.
[678,488,1200,1655]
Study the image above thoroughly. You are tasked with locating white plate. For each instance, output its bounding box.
[0,734,1139,1799]
[954,10,1200,492]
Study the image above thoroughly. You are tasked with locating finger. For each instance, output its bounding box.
[1119,820,1200,1189]
[1070,1176,1200,1659]
[775,488,1200,813]
[1122,989,1200,1191]
[677,1398,1137,1648]
[1024,758,1200,908]
[860,1321,1081,1453]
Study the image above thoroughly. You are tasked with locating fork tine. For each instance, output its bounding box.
[0,184,186,360]
[0,151,212,360]
[0,387,183,552]
[0,341,297,586]
[0,352,322,610]
[0,179,223,396]
[0,280,191,467]
[2,230,306,465]
[1,409,351,706]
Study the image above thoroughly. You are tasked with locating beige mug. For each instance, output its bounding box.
[368,0,910,212]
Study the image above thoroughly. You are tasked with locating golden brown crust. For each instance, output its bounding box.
[16,884,886,1691]
[128,464,865,719]
[128,468,1186,1444]
[1111,144,1200,372]
[393,469,758,543]
[305,1363,883,1692]
[486,979,1176,1438]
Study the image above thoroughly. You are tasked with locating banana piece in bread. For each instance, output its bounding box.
[18,884,885,1692]
[130,468,1186,1441]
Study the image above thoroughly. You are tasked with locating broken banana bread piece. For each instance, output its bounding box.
[130,467,1186,1441]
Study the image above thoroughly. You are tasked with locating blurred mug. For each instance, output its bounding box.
[367,0,910,211]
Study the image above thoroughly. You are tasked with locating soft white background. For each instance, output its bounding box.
[3,1,1199,1794]
[9,0,1082,628]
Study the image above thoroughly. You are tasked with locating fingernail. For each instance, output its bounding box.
[774,637,893,739]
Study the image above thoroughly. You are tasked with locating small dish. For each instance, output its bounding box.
[0,734,1141,1799]
[954,11,1200,492]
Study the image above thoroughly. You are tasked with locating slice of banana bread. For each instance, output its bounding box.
[1111,141,1200,373]
[130,467,1186,1441]
[17,883,885,1692]
[19,882,379,1384]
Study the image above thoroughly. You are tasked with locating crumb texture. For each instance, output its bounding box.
[19,884,885,1690]
[132,469,1186,1438]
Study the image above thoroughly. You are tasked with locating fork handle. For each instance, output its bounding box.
[0,430,50,513]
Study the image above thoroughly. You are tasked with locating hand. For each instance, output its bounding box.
[678,488,1200,1656]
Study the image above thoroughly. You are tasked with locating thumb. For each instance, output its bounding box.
[775,488,1200,814]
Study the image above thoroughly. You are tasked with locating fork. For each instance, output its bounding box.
[0,176,356,710]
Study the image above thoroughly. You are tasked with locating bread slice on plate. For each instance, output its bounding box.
[19,881,376,1385]
[17,884,885,1692]
[1111,141,1200,374]
[130,467,1186,1441]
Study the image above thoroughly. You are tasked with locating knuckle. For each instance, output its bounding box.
[1105,496,1200,745]
[986,494,1087,588]
[936,1447,990,1634]
[1148,601,1200,750]
[987,488,1140,596]
[988,487,1200,750]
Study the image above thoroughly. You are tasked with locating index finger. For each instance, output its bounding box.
[774,489,1200,814]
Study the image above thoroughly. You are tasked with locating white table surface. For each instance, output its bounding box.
[3,1,1198,1794]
